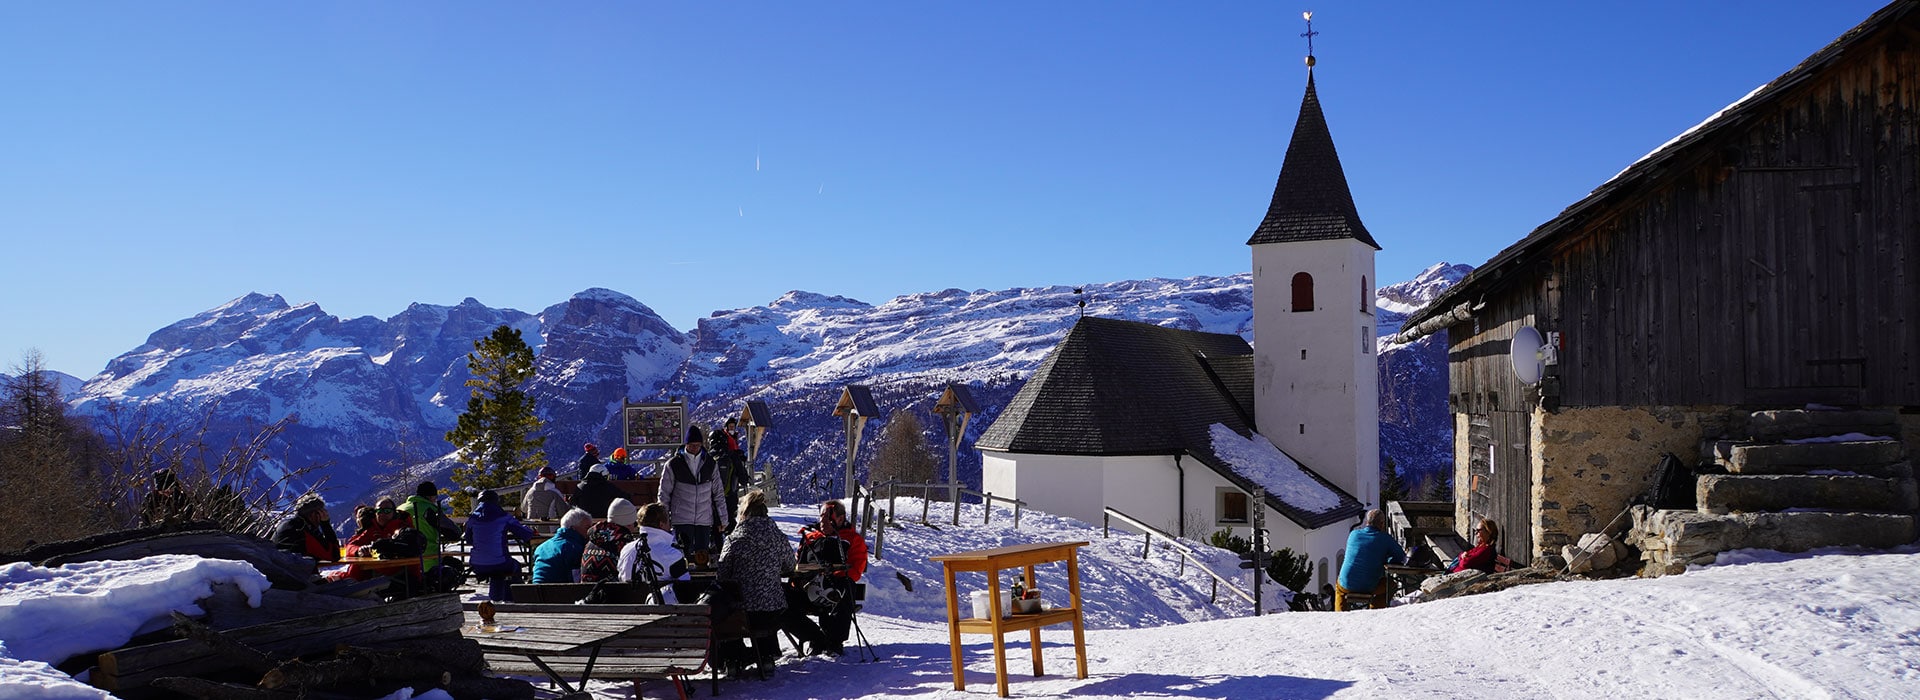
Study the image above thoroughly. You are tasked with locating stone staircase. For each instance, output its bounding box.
[1628,408,1919,576]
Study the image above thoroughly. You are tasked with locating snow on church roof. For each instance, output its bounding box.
[1207,423,1347,515]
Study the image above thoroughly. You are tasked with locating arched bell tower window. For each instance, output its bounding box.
[1291,272,1315,312]
[1361,275,1371,314]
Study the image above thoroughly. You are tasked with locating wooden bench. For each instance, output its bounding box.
[466,600,715,700]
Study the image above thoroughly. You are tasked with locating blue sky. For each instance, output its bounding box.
[0,1,1890,376]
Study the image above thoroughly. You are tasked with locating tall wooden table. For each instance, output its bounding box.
[929,541,1089,697]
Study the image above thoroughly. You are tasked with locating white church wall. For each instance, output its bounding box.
[980,451,1105,526]
[1251,236,1380,508]
[1101,455,1182,534]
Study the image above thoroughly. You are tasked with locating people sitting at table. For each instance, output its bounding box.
[523,466,565,520]
[272,493,340,564]
[618,503,689,603]
[783,499,868,657]
[581,498,639,583]
[1451,518,1501,574]
[1335,508,1405,611]
[714,489,795,679]
[659,426,730,557]
[596,447,641,480]
[568,470,623,519]
[531,508,593,583]
[467,489,537,601]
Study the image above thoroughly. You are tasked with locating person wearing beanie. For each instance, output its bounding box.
[657,424,729,556]
[398,481,451,572]
[576,443,601,478]
[581,498,639,583]
[524,466,565,520]
[464,489,536,601]
[568,469,623,519]
[599,447,639,481]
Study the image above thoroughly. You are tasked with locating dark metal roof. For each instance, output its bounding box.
[976,316,1363,529]
[1401,0,1915,337]
[835,384,880,417]
[1247,71,1381,250]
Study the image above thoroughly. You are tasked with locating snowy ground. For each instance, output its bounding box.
[4,501,1918,699]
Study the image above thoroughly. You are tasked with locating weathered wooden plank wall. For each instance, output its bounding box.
[1436,18,1918,563]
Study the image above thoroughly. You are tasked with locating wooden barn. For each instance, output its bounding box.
[1397,0,1920,563]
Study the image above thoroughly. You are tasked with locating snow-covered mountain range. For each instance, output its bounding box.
[66,263,1469,507]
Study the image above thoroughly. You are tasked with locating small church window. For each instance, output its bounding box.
[1217,489,1250,525]
[1291,272,1314,311]
[1362,327,1372,354]
[1362,276,1371,314]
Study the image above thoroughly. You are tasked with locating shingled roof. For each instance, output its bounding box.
[977,316,1363,528]
[1247,70,1380,250]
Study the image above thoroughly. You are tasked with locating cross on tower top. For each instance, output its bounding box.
[1302,11,1319,67]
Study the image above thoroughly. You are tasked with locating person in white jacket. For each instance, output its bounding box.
[618,503,689,603]
[656,425,730,555]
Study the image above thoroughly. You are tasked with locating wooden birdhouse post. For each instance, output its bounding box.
[834,385,880,499]
[739,400,775,504]
[933,383,979,525]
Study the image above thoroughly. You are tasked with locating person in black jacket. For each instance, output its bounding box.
[575,442,602,478]
[271,494,340,563]
[709,419,751,520]
[568,469,623,518]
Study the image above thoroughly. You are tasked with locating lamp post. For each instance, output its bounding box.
[933,383,979,526]
[833,385,879,499]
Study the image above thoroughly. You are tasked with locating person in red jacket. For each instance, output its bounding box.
[1451,518,1500,574]
[783,499,867,656]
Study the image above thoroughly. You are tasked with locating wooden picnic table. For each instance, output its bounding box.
[930,541,1089,698]
[462,608,667,694]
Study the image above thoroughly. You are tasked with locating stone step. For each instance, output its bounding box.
[1696,474,1919,515]
[1747,409,1901,442]
[1724,440,1910,476]
[1629,508,1918,575]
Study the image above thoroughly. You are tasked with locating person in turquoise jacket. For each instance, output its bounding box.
[1336,508,1406,611]
[531,507,593,583]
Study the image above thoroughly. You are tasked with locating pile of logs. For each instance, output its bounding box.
[104,595,530,699]
[4,526,532,700]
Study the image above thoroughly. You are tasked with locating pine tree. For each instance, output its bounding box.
[1380,457,1410,503]
[445,325,545,512]
[0,351,106,548]
[869,408,938,488]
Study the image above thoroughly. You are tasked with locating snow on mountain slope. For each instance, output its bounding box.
[65,267,1464,508]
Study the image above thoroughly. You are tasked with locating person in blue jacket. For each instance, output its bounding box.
[1336,508,1406,611]
[464,489,535,601]
[531,507,593,583]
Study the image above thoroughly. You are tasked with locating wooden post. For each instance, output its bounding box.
[1068,548,1087,680]
[945,565,965,690]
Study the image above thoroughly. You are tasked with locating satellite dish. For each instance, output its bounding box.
[1510,326,1545,385]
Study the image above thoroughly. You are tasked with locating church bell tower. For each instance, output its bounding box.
[1248,29,1382,508]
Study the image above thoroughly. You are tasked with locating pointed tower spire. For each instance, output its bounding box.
[1246,13,1379,250]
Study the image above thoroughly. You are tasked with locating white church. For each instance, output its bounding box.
[978,55,1380,589]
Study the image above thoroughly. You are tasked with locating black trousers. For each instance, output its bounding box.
[781,582,857,650]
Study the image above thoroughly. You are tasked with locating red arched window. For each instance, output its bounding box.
[1291,272,1315,312]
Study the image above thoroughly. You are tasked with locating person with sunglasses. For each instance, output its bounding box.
[1450,518,1501,574]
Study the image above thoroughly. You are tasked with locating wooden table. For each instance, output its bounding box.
[461,609,666,694]
[929,541,1089,697]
